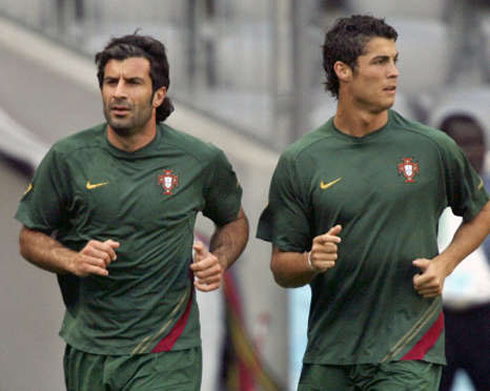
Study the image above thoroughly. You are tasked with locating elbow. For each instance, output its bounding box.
[271,263,301,289]
[18,229,28,260]
[270,247,309,288]
[18,226,33,261]
[273,274,293,288]
[237,208,250,246]
[271,269,287,287]
[270,262,285,287]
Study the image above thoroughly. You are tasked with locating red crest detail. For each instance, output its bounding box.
[158,169,179,195]
[397,158,419,183]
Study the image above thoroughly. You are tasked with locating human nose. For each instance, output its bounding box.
[113,80,127,98]
[389,61,399,78]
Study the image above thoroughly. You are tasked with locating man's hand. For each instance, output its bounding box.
[308,225,342,272]
[190,241,224,292]
[412,257,447,298]
[71,239,120,277]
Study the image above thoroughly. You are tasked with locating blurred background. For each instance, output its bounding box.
[0,0,489,390]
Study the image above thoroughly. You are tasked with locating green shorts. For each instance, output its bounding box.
[63,345,202,391]
[298,360,442,391]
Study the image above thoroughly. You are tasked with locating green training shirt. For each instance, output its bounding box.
[257,110,489,365]
[16,123,242,355]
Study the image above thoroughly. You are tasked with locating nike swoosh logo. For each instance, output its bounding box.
[477,178,484,190]
[320,177,342,190]
[24,183,33,195]
[86,181,109,190]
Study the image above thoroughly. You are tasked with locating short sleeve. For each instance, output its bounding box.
[15,146,71,233]
[202,148,242,226]
[440,136,489,222]
[256,152,312,252]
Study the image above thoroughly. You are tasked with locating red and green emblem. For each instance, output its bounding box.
[397,157,419,183]
[158,169,179,195]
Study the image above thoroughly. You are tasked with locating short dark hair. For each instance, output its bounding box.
[439,114,478,133]
[95,33,174,122]
[322,15,398,98]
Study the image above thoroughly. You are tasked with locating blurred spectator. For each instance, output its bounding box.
[436,112,490,391]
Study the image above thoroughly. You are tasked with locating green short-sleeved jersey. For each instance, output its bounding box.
[16,123,242,355]
[257,110,489,365]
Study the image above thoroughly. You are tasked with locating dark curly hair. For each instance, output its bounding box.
[95,33,174,122]
[322,15,398,99]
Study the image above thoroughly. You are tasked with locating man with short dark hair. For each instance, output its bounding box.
[16,34,249,390]
[257,15,489,390]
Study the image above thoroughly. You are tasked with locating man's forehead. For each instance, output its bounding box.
[104,57,151,76]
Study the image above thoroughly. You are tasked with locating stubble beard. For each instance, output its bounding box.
[107,119,138,137]
[104,102,153,138]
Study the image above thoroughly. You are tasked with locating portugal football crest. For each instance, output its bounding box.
[158,169,179,195]
[397,158,419,183]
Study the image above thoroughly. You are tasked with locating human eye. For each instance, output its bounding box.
[104,78,118,86]
[128,78,143,85]
[372,57,387,65]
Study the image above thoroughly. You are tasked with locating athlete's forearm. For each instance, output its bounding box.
[209,207,249,270]
[19,226,76,275]
[271,247,317,288]
[439,200,490,275]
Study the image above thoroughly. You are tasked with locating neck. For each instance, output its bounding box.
[107,122,157,152]
[334,99,390,138]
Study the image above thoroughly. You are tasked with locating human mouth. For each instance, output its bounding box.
[111,105,131,116]
[384,85,397,94]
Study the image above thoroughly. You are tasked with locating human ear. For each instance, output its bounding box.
[153,87,166,108]
[333,61,351,82]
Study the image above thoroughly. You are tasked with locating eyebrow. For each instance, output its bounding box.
[126,76,146,82]
[103,75,146,82]
[370,52,399,62]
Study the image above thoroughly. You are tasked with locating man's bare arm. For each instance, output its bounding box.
[271,225,342,288]
[190,207,249,292]
[19,226,119,277]
[413,200,490,297]
[209,207,249,269]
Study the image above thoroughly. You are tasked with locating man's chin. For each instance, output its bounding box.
[385,97,396,109]
[109,123,135,137]
[375,100,395,114]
